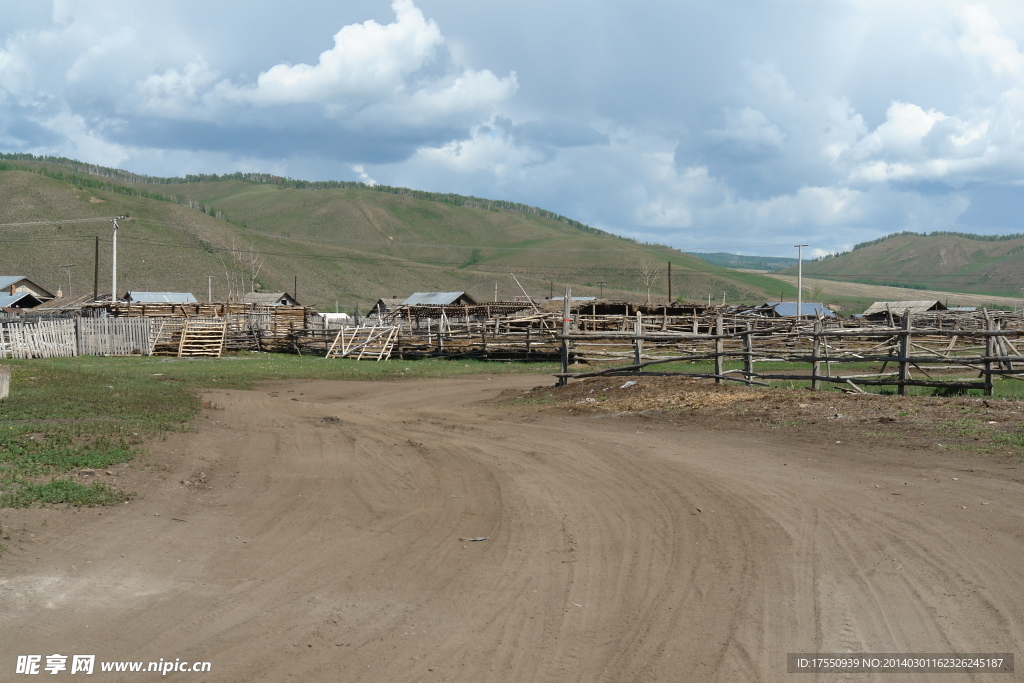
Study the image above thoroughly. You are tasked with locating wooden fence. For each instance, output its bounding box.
[556,311,1024,395]
[0,320,78,359]
[77,318,151,356]
[0,318,152,359]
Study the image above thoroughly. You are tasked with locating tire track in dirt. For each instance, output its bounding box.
[1,376,1022,682]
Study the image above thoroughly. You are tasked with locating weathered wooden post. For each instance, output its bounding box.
[811,320,822,391]
[984,315,995,396]
[0,365,10,401]
[559,287,571,386]
[633,312,643,373]
[898,312,912,396]
[743,325,754,384]
[715,316,724,385]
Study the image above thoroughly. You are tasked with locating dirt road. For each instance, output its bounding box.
[2,376,1022,681]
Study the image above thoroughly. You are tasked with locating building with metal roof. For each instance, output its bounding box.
[862,300,946,317]
[0,276,55,302]
[402,292,476,306]
[124,291,198,304]
[0,291,45,310]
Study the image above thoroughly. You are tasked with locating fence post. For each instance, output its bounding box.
[634,312,643,373]
[715,316,724,385]
[559,287,571,386]
[812,321,822,391]
[898,313,912,396]
[743,325,753,384]
[984,316,995,396]
[0,365,9,400]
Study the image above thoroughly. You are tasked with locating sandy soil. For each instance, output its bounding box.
[1,375,1022,682]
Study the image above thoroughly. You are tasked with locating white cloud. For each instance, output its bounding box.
[956,2,1024,80]
[6,0,1024,256]
[251,0,442,104]
[710,107,785,153]
[411,118,542,179]
[127,1,517,131]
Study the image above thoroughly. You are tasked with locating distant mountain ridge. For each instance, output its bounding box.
[0,153,627,242]
[0,154,804,309]
[793,231,1024,296]
[688,252,797,272]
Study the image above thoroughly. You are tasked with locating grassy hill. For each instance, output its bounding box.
[791,232,1024,297]
[0,155,806,311]
[688,252,796,272]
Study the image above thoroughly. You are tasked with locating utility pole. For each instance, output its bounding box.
[60,264,76,296]
[721,290,728,305]
[207,275,214,303]
[93,236,99,302]
[111,217,123,301]
[667,262,672,303]
[597,280,607,298]
[795,244,808,318]
[494,282,498,303]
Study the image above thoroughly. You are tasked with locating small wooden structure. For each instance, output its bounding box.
[177,320,227,358]
[326,325,399,361]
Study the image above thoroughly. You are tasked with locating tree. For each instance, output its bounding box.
[639,259,659,306]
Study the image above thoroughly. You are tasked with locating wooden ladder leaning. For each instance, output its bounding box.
[178,320,227,358]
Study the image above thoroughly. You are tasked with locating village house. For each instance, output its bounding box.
[0,276,56,310]
[241,291,300,306]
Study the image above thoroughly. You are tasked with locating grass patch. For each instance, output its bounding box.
[938,418,989,438]
[0,479,131,508]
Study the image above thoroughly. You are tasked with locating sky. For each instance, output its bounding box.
[3,0,1024,257]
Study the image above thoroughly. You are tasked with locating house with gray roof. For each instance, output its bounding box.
[862,300,946,318]
[403,292,476,306]
[0,276,56,310]
[124,291,198,304]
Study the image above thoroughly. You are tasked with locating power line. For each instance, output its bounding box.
[0,217,120,228]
